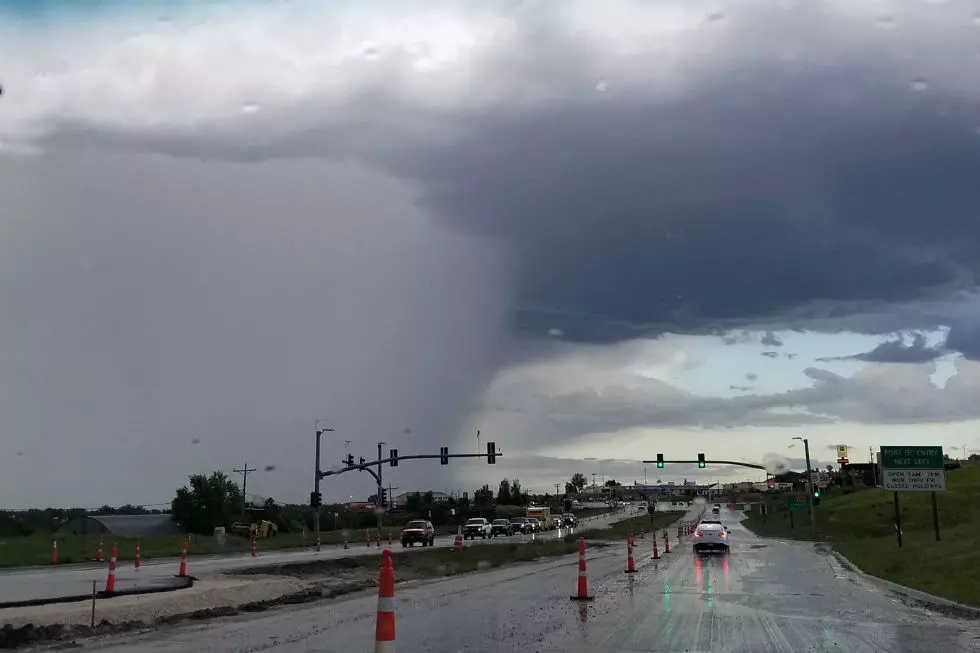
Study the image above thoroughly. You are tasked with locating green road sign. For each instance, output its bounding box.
[880,446,943,469]
[786,494,808,509]
[880,445,946,493]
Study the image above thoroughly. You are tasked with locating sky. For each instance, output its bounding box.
[2,0,980,507]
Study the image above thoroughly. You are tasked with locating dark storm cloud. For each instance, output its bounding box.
[761,332,783,347]
[368,11,980,351]
[819,332,946,363]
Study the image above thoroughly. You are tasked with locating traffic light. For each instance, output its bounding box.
[440,446,449,465]
[380,488,388,508]
[310,491,322,507]
[359,457,366,466]
[345,454,354,466]
[698,453,706,468]
[389,448,398,467]
[487,441,496,464]
[656,453,664,468]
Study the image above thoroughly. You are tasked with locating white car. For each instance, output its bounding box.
[692,520,730,554]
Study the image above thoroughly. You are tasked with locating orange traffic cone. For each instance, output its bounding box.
[652,532,660,559]
[251,535,257,558]
[367,529,371,548]
[569,537,594,601]
[663,528,670,554]
[316,537,321,552]
[343,538,348,550]
[376,532,381,548]
[105,542,117,592]
[453,534,463,551]
[52,541,58,565]
[135,538,141,569]
[388,529,392,545]
[625,538,637,574]
[178,537,187,577]
[97,535,104,562]
[375,550,396,653]
[677,525,683,539]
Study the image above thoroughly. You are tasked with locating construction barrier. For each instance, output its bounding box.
[375,550,396,653]
[105,542,117,593]
[569,537,593,601]
[135,538,141,569]
[178,537,187,577]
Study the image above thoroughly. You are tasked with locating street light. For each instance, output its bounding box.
[792,436,816,534]
[313,422,336,543]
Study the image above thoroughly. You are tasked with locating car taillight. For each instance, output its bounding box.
[721,530,727,538]
[694,530,701,537]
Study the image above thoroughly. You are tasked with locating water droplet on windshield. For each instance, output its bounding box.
[705,11,724,22]
[909,78,929,92]
[876,15,896,29]
[595,80,609,93]
[972,11,980,25]
[241,104,260,114]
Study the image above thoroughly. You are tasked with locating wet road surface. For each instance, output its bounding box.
[79,509,980,652]
[0,511,626,604]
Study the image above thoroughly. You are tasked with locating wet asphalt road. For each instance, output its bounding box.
[79,509,980,653]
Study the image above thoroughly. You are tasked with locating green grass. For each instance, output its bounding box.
[742,464,980,607]
[0,530,355,568]
[577,510,687,541]
[393,538,584,578]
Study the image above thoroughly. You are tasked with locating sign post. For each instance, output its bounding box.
[786,494,808,530]
[880,446,946,546]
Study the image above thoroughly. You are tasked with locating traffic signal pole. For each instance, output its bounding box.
[641,458,766,470]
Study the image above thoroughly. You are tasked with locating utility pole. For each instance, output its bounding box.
[793,436,816,534]
[233,463,257,514]
[313,423,335,544]
[376,442,386,532]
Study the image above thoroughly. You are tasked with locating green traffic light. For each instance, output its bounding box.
[657,462,664,468]
[698,462,705,468]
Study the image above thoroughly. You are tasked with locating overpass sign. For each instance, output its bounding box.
[880,446,946,492]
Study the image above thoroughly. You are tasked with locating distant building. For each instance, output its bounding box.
[392,491,451,507]
[56,514,182,536]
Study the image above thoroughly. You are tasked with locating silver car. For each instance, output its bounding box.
[692,521,730,554]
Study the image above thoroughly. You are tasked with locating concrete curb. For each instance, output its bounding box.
[0,576,195,610]
[830,550,980,620]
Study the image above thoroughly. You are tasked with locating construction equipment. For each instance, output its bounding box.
[230,519,279,538]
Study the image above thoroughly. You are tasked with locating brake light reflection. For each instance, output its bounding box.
[694,530,701,537]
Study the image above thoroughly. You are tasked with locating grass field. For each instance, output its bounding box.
[742,464,980,607]
[577,510,688,541]
[0,528,361,569]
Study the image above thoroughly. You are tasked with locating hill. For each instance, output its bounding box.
[743,463,980,607]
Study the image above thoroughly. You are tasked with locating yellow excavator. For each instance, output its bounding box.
[230,519,279,538]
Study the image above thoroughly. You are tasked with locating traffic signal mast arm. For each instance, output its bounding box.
[319,451,502,479]
[642,458,766,471]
